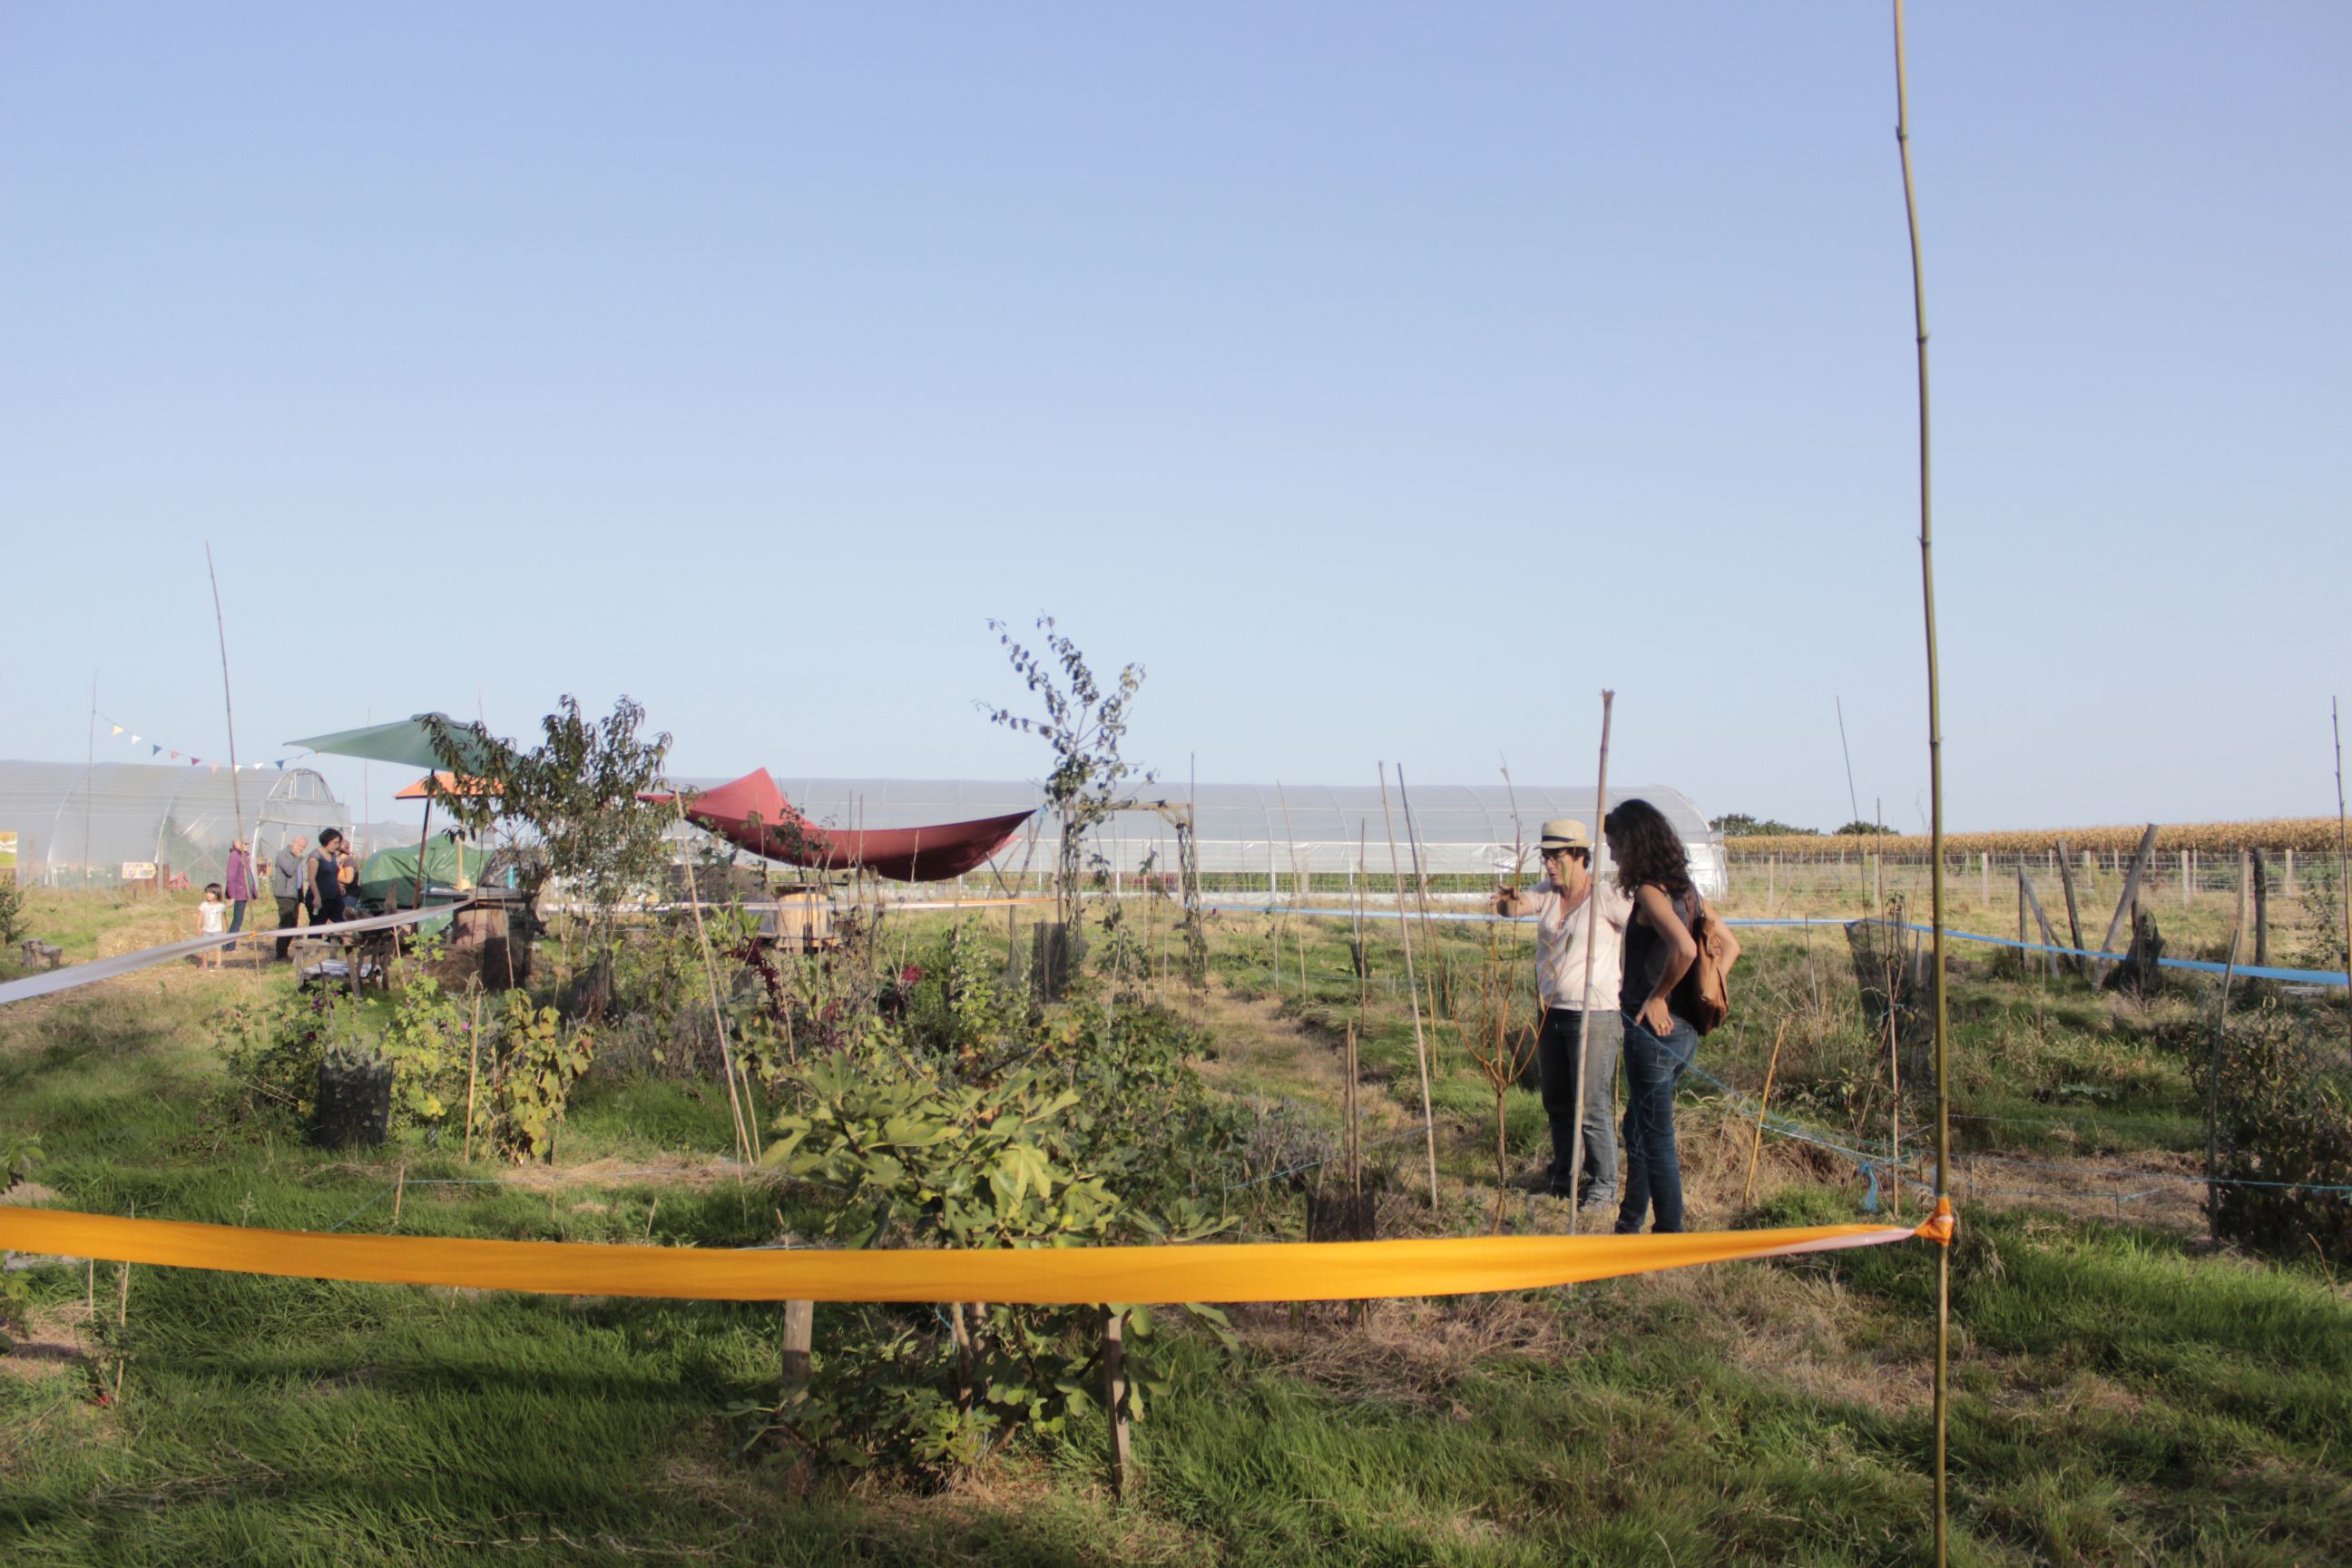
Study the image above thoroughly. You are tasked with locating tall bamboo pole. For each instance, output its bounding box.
[203,543,246,841]
[83,675,95,886]
[2205,906,2242,1245]
[2334,698,2350,1054]
[670,785,755,1166]
[1837,695,1867,908]
[1379,764,1440,1208]
[1891,5,1954,1563]
[1564,691,1614,1238]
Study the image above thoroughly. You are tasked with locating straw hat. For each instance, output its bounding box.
[1537,818,1592,854]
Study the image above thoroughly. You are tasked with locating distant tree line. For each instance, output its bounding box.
[1715,812,1896,838]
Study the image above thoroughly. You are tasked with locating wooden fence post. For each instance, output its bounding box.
[2251,848,2269,967]
[2054,839,2089,978]
[2019,869,2063,980]
[2089,824,2161,984]
[781,1300,813,1395]
[1102,1308,1133,1500]
[2181,849,2191,909]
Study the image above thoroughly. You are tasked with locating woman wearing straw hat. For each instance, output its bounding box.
[1494,818,1630,1210]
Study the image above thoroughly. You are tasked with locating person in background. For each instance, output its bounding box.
[1494,818,1631,1210]
[1603,798,1725,1236]
[197,882,229,970]
[309,829,349,926]
[338,846,363,913]
[271,835,309,962]
[222,837,253,954]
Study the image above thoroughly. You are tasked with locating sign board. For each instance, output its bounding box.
[0,830,15,882]
[121,861,159,883]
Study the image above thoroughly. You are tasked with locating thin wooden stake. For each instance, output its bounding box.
[2206,907,2244,1245]
[463,989,483,1162]
[781,1298,814,1395]
[1102,1307,1133,1500]
[1564,691,1615,1239]
[1379,764,1441,1210]
[2055,838,2088,977]
[2335,698,2351,1055]
[113,1250,131,1402]
[670,788,756,1167]
[202,542,246,842]
[1741,1020,1790,1206]
[2020,868,2063,978]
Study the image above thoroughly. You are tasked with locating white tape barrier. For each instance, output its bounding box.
[0,901,478,1007]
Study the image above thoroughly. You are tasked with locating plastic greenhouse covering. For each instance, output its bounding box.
[0,761,349,889]
[688,779,1725,895]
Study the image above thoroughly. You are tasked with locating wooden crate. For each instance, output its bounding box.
[761,889,837,953]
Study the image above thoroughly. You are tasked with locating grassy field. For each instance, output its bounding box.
[2,886,2347,1565]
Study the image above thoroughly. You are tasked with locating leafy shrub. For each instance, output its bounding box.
[2210,1006,2352,1261]
[0,876,24,949]
[220,981,585,1160]
[220,991,368,1127]
[2297,858,2349,979]
[376,953,474,1130]
[1,1129,37,1192]
[748,935,1240,1480]
[484,995,595,1163]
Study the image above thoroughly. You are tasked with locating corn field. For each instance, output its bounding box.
[1726,818,2345,858]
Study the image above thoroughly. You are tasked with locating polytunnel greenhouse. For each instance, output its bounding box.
[0,760,349,889]
[737,778,1725,895]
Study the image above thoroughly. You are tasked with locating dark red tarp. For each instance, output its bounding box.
[656,769,1032,883]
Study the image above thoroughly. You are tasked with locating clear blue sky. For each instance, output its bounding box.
[5,4,2346,834]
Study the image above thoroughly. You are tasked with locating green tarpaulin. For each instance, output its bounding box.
[359,841,490,908]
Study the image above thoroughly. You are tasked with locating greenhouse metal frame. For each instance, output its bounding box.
[687,778,1726,895]
[0,760,349,889]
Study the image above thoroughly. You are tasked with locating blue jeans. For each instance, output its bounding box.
[1536,1007,1621,1203]
[1615,1012,1699,1234]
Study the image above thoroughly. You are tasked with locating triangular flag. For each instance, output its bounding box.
[129,735,140,745]
[191,756,201,766]
[169,750,180,760]
[111,725,123,736]
[151,745,161,756]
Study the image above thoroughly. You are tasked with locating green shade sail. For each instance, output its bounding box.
[284,714,497,772]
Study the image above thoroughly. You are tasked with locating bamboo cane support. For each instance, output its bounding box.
[1890,7,1953,1560]
[1379,765,1441,1209]
[1565,691,1614,1238]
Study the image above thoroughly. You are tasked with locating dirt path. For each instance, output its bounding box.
[1186,980,1407,1132]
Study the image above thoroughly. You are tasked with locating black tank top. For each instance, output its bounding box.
[1621,886,1697,1019]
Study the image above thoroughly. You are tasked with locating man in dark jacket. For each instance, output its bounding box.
[271,835,309,962]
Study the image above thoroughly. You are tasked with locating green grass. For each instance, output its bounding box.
[2,893,2347,1565]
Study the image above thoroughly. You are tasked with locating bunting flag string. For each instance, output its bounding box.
[93,710,303,772]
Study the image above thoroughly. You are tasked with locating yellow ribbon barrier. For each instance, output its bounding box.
[0,1208,1944,1304]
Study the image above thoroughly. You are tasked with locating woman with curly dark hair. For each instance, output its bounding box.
[1604,798,1707,1233]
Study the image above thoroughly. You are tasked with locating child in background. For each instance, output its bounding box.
[198,882,230,969]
